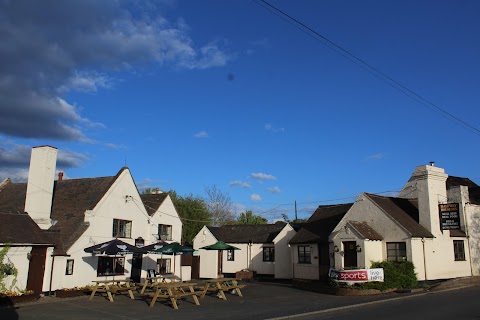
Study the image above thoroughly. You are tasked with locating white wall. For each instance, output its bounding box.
[193,226,219,279]
[1,246,32,292]
[221,243,249,274]
[466,203,480,275]
[273,225,295,279]
[291,244,319,280]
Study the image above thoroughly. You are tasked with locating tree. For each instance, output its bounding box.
[281,213,308,224]
[235,210,268,225]
[204,185,235,226]
[169,191,211,244]
[142,187,160,194]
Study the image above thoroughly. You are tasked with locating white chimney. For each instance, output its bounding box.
[400,164,447,237]
[24,146,58,230]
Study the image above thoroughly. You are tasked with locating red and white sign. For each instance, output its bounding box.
[329,268,384,283]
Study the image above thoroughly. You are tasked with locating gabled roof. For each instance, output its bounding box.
[347,221,383,240]
[0,168,127,254]
[290,203,353,244]
[447,176,480,205]
[364,193,434,238]
[140,193,169,216]
[0,212,55,245]
[207,222,288,244]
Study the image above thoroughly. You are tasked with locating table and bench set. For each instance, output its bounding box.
[89,276,246,310]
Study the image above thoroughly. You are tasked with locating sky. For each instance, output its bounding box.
[1,0,480,222]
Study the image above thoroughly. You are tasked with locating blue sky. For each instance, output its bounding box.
[1,0,480,222]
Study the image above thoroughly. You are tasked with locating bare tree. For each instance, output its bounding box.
[204,185,235,226]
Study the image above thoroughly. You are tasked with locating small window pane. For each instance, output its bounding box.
[65,259,74,275]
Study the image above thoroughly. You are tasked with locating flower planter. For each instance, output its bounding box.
[235,270,255,280]
[55,289,90,298]
[0,294,40,306]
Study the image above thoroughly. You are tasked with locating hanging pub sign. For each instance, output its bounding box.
[439,203,461,230]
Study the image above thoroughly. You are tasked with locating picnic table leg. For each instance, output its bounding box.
[167,288,179,310]
[216,282,227,300]
[89,284,98,300]
[126,282,135,299]
[105,284,114,302]
[233,281,243,297]
[189,285,200,305]
[149,289,159,308]
[140,282,147,294]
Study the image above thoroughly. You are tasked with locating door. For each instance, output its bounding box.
[26,247,47,294]
[191,256,200,279]
[218,251,223,276]
[130,254,143,283]
[343,241,357,268]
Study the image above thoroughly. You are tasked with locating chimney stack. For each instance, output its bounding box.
[58,172,64,181]
[24,146,58,230]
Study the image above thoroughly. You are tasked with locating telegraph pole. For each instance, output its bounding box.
[294,200,297,221]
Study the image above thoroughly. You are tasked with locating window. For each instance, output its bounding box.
[263,247,275,262]
[158,224,172,241]
[227,249,235,261]
[97,257,124,276]
[454,240,465,261]
[298,246,311,264]
[65,259,74,275]
[157,258,171,274]
[387,242,407,262]
[112,219,132,238]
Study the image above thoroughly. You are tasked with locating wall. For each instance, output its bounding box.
[1,246,31,292]
[193,226,218,279]
[221,243,249,274]
[466,204,480,275]
[273,225,295,279]
[291,244,319,280]
[250,244,275,275]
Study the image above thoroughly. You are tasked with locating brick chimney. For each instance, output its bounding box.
[24,146,58,230]
[58,171,64,181]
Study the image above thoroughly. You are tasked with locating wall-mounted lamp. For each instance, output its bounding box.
[356,245,362,252]
[334,245,339,252]
[27,252,32,260]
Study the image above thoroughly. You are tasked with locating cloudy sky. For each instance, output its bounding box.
[1,0,480,221]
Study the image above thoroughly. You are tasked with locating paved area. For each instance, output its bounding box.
[2,277,479,320]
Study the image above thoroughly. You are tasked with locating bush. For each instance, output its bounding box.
[369,260,418,290]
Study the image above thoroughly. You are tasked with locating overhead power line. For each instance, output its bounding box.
[255,0,480,136]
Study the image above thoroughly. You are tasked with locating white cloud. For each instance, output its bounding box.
[0,1,232,141]
[229,180,252,188]
[265,123,285,133]
[367,153,385,160]
[194,131,209,138]
[251,194,262,202]
[250,172,277,180]
[266,186,281,194]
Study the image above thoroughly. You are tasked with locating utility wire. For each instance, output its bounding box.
[255,0,480,136]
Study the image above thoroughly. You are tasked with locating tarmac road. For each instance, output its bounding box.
[2,278,479,320]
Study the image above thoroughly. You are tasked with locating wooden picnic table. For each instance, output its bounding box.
[139,274,181,294]
[89,279,136,302]
[147,282,203,310]
[199,278,245,300]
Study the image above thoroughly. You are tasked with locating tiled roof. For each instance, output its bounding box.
[364,193,434,238]
[0,168,126,254]
[140,193,169,216]
[289,203,353,244]
[347,221,383,240]
[208,222,288,243]
[0,212,55,245]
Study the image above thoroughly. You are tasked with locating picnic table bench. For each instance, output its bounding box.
[89,280,136,302]
[146,282,203,309]
[197,278,245,300]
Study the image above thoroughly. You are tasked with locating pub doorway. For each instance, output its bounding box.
[343,241,357,268]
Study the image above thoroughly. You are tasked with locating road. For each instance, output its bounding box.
[271,286,480,320]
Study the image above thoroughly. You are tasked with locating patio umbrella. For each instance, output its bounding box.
[199,241,240,251]
[84,238,144,280]
[199,241,240,276]
[84,238,144,255]
[151,242,194,276]
[140,241,168,254]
